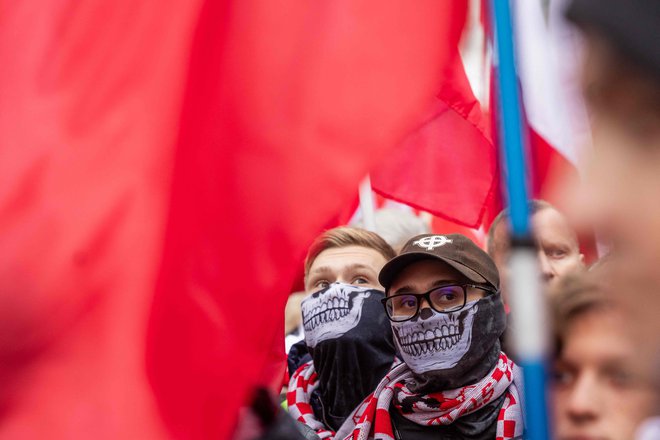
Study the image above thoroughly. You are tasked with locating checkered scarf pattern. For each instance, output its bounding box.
[287,360,336,439]
[341,352,524,440]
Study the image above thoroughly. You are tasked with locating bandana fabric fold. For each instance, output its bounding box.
[339,352,524,440]
[288,360,404,440]
[292,284,396,432]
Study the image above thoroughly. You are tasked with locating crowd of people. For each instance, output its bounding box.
[259,1,660,439]
[280,205,657,440]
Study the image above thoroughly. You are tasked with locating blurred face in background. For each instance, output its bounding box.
[553,308,657,440]
[490,207,584,304]
[532,208,585,286]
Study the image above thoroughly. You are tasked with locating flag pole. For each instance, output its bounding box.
[490,1,551,439]
[359,175,377,232]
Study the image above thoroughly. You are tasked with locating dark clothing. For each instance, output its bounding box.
[287,340,312,377]
[308,305,395,430]
[388,393,505,440]
[567,0,660,77]
[291,286,396,431]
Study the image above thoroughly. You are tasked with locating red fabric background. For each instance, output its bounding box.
[371,45,497,229]
[0,1,464,438]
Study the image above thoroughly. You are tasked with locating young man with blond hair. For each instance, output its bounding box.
[287,227,397,438]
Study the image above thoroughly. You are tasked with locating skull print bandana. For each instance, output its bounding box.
[299,283,396,430]
[391,293,506,392]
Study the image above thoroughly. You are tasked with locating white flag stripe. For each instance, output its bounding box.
[513,0,588,167]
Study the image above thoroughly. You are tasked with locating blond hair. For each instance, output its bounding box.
[304,227,395,278]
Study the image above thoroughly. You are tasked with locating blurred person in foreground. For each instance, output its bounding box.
[565,0,660,298]
[286,227,397,436]
[551,268,659,440]
[338,234,524,439]
[566,1,660,434]
[487,200,585,305]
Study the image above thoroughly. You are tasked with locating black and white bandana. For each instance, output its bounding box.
[299,283,396,430]
[390,293,507,392]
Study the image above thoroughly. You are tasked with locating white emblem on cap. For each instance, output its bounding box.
[413,235,453,251]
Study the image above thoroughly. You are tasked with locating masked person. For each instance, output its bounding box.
[287,227,398,438]
[338,234,524,440]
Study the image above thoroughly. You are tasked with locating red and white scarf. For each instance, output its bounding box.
[287,360,404,439]
[287,360,336,439]
[338,352,524,440]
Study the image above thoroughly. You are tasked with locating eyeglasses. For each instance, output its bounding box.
[381,284,496,322]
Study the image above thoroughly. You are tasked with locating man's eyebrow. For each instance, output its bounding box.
[390,279,463,295]
[344,263,376,272]
[430,279,463,287]
[390,284,417,295]
[307,266,332,277]
[542,240,576,250]
[309,263,376,275]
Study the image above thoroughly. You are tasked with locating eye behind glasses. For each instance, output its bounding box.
[381,283,496,322]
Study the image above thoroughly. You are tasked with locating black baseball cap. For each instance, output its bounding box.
[378,233,499,291]
[566,0,660,78]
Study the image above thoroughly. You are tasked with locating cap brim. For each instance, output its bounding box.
[379,252,487,291]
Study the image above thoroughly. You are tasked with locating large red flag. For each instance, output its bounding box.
[0,1,202,437]
[370,20,498,229]
[0,1,464,439]
[146,2,467,438]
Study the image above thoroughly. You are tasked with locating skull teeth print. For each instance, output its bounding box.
[392,302,479,373]
[398,328,461,357]
[301,284,373,348]
[303,306,350,331]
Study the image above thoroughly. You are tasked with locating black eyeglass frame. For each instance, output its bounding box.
[380,283,497,322]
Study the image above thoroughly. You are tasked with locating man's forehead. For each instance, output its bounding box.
[532,208,579,245]
[562,309,635,362]
[308,262,374,274]
[532,207,568,227]
[309,246,386,271]
[492,219,511,244]
[494,207,578,244]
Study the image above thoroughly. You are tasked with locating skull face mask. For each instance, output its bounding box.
[393,300,478,373]
[300,283,396,430]
[302,282,372,348]
[391,293,506,391]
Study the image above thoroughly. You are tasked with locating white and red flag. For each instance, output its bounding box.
[513,0,591,202]
[367,0,591,241]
